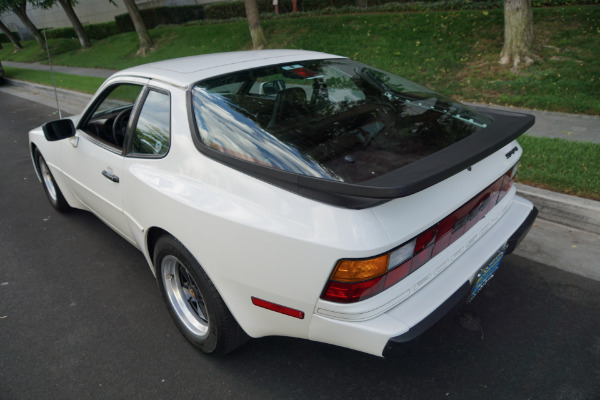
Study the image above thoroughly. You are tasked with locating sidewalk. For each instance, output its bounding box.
[513,184,600,282]
[3,61,116,79]
[467,102,600,145]
[1,63,599,280]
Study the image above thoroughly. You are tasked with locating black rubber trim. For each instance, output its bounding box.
[382,281,471,357]
[188,90,535,209]
[505,205,538,255]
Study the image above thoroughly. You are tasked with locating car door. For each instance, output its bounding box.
[63,80,147,242]
[120,86,172,247]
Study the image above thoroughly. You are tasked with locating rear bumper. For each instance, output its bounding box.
[308,195,537,357]
[381,204,538,357]
[505,205,538,255]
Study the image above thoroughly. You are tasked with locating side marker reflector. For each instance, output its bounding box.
[251,297,305,319]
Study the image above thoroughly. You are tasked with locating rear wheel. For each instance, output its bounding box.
[154,235,248,355]
[35,149,71,212]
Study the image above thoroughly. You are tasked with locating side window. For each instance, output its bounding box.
[81,84,144,149]
[129,90,170,156]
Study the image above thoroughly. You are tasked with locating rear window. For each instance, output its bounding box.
[191,59,492,184]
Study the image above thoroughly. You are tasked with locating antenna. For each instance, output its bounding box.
[43,29,62,119]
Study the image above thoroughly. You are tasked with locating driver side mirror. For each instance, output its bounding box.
[42,119,76,142]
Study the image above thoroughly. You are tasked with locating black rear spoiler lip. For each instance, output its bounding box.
[187,92,535,209]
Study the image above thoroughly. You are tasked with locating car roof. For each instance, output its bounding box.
[111,49,344,88]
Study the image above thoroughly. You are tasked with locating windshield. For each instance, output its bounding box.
[191,58,493,184]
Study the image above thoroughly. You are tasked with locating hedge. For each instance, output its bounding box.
[302,0,409,10]
[114,5,205,32]
[204,0,298,19]
[44,5,203,41]
[0,32,19,43]
[45,21,119,41]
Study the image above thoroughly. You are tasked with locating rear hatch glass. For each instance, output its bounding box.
[192,58,493,184]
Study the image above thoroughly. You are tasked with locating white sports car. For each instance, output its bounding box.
[29,50,537,357]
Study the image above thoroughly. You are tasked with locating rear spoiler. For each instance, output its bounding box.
[188,94,534,209]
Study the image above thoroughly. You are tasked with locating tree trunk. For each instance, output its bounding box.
[244,0,267,50]
[0,19,23,51]
[500,0,534,68]
[121,0,152,56]
[11,3,46,49]
[57,0,91,49]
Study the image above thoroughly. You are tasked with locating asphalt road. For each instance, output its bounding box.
[1,91,599,400]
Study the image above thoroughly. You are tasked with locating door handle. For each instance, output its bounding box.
[102,170,120,183]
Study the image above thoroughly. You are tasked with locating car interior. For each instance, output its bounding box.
[196,63,482,183]
[79,84,142,150]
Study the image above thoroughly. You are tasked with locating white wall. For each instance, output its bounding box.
[1,0,225,40]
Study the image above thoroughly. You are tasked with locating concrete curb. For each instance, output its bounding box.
[516,183,600,235]
[4,79,93,116]
[3,61,117,79]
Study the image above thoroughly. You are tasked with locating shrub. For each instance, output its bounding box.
[302,0,412,10]
[85,21,120,40]
[44,21,119,41]
[532,0,598,5]
[0,31,19,43]
[114,5,205,32]
[204,0,293,20]
[45,26,76,39]
[204,1,248,19]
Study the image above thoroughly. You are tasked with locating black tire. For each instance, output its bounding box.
[154,234,248,355]
[35,149,71,212]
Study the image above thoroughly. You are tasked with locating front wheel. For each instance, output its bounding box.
[35,149,71,212]
[154,235,248,355]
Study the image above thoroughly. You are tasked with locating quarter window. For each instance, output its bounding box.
[130,90,171,156]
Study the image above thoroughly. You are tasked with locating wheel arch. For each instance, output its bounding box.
[146,226,170,273]
[30,143,42,181]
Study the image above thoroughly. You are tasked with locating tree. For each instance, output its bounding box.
[0,17,23,51]
[499,0,535,68]
[244,0,267,49]
[121,0,152,56]
[0,0,46,48]
[36,0,90,49]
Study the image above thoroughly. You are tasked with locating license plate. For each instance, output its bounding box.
[468,245,507,302]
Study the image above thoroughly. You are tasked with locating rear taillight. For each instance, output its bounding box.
[321,163,519,304]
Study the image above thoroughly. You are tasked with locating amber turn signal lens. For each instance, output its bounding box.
[331,254,389,283]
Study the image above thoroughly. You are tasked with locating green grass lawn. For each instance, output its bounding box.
[1,5,598,199]
[517,136,600,200]
[4,67,105,93]
[1,6,598,114]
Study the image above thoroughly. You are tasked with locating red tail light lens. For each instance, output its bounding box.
[415,226,437,253]
[321,163,519,304]
[384,260,411,289]
[322,276,385,303]
[410,243,434,272]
